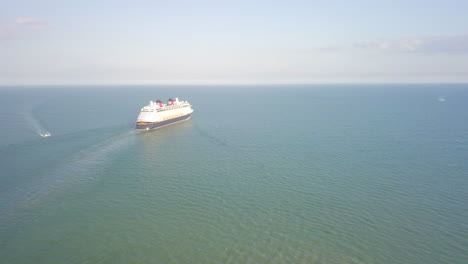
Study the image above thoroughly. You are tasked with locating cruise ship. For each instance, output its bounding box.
[136,98,193,130]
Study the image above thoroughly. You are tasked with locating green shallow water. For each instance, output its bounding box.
[0,85,467,263]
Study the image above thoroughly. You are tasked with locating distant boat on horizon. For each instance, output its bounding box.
[437,97,446,102]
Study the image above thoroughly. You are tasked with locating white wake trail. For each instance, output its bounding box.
[0,130,136,217]
[22,111,52,138]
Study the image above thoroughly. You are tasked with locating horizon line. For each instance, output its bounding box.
[1,80,468,87]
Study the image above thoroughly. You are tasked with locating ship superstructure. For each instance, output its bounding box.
[136,98,193,130]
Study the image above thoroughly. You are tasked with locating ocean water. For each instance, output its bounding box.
[0,84,467,264]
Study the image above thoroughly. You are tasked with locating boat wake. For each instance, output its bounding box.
[0,129,136,224]
[22,110,52,138]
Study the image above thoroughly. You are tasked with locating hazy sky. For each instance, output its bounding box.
[1,0,468,84]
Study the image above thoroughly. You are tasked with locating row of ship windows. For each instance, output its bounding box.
[162,113,185,120]
[158,105,187,111]
[142,106,188,112]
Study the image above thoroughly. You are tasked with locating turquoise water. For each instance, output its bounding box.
[0,85,467,263]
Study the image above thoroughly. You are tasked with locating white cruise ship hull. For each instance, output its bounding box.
[136,113,192,130]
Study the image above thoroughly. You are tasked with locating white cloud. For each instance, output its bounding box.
[354,35,468,53]
[15,17,48,30]
[0,17,49,40]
